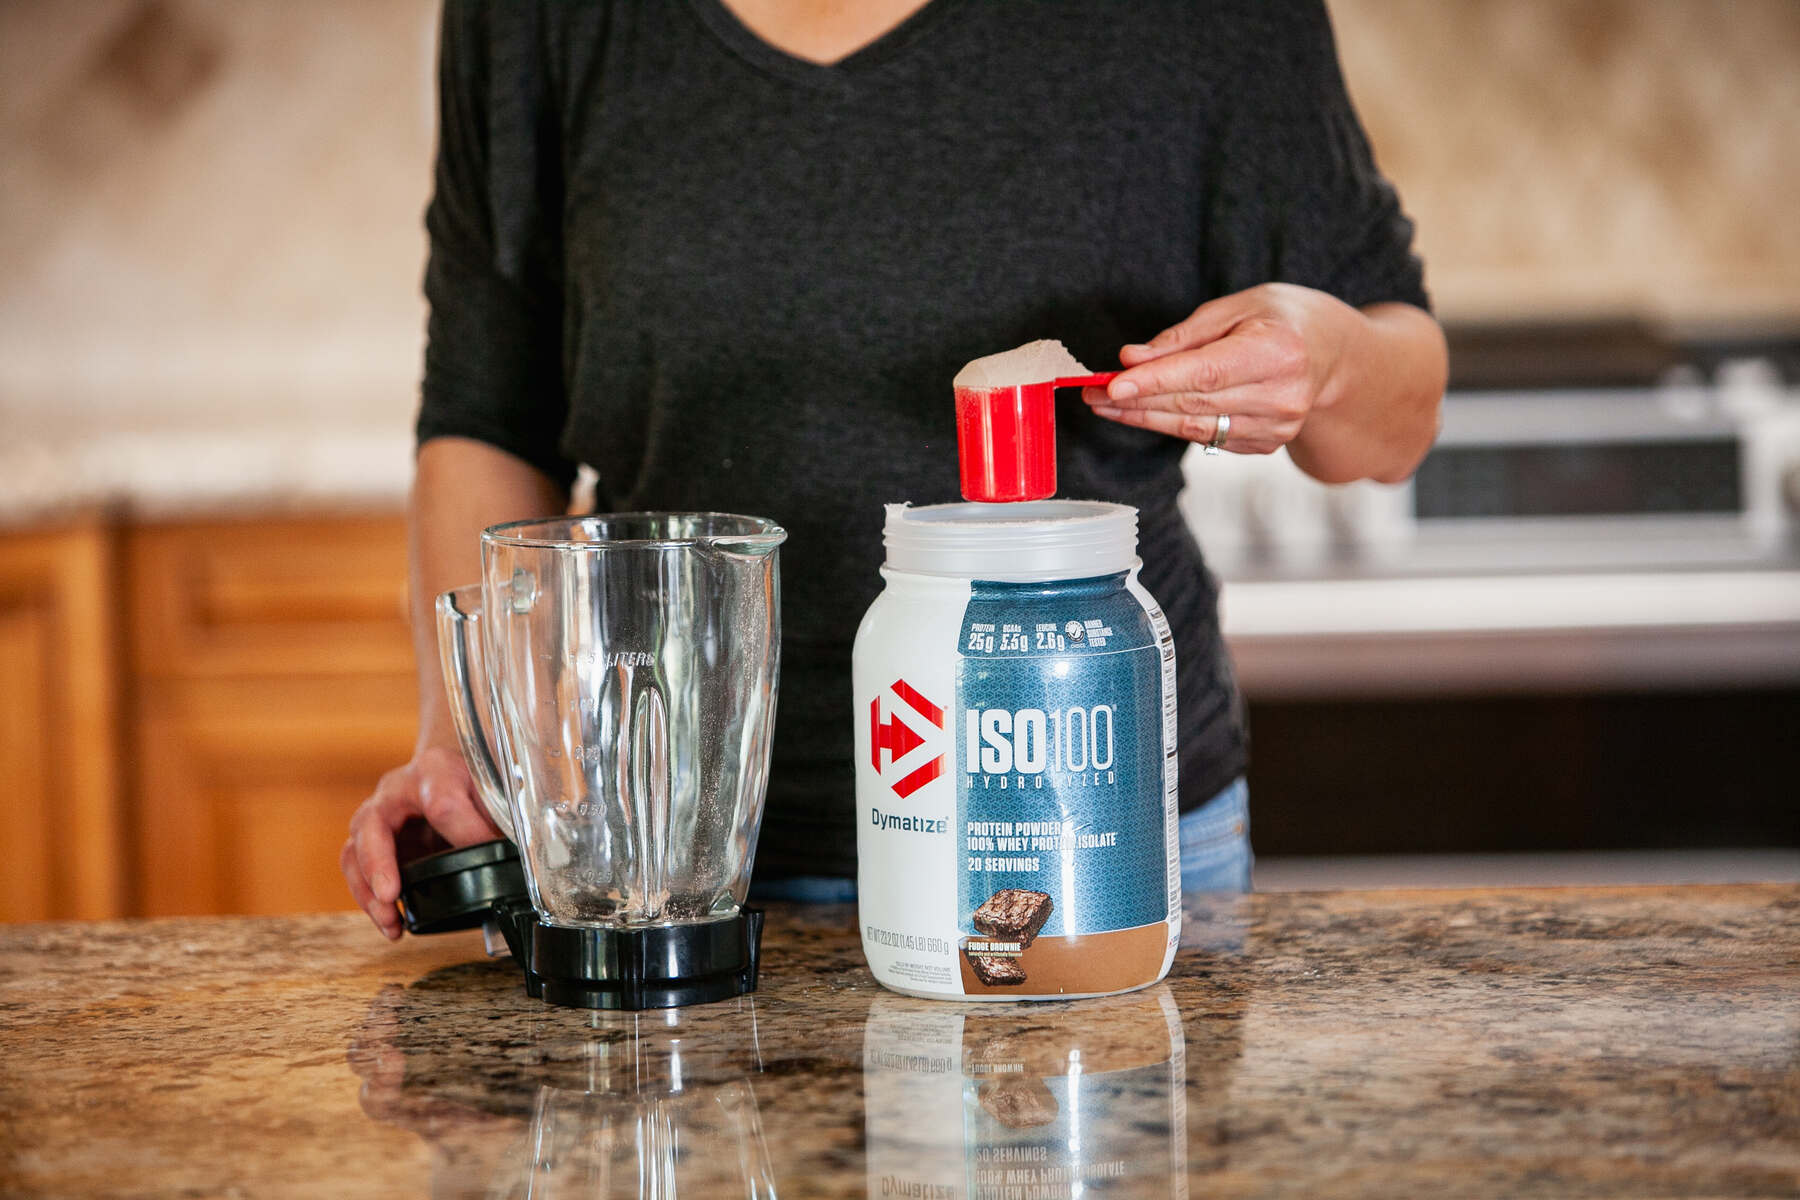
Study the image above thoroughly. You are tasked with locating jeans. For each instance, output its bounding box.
[749,777,1254,903]
[1176,776,1254,894]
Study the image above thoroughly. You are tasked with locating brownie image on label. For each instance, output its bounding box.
[977,1076,1060,1129]
[972,889,1053,949]
[965,951,1028,987]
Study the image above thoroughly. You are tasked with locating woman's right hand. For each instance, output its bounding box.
[341,744,504,939]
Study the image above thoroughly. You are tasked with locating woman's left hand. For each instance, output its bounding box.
[1084,282,1362,456]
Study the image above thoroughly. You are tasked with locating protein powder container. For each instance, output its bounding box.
[853,501,1180,1000]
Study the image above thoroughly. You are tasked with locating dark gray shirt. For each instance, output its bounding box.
[417,0,1429,878]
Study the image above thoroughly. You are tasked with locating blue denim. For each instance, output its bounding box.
[750,778,1254,903]
[746,872,860,904]
[1177,776,1254,894]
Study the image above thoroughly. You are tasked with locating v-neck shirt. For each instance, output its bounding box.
[685,0,961,87]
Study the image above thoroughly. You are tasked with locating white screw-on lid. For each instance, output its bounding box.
[882,501,1139,581]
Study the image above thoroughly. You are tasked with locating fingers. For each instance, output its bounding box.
[342,832,403,941]
[1087,405,1226,446]
[342,751,502,940]
[351,778,416,904]
[1084,307,1312,452]
[1086,406,1293,456]
[347,766,430,939]
[1086,376,1268,421]
[1119,291,1259,365]
[1106,320,1306,410]
[1086,369,1307,452]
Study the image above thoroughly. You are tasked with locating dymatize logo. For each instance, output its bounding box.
[869,679,945,798]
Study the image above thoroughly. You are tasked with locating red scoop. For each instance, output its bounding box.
[954,372,1119,503]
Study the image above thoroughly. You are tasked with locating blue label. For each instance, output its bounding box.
[955,574,1168,937]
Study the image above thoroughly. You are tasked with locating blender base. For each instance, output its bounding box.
[529,909,765,1011]
[396,842,765,1010]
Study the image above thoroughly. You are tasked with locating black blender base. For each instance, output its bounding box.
[529,909,765,1011]
[395,842,763,1010]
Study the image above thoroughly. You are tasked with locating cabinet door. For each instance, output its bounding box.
[134,676,416,915]
[128,515,416,679]
[0,520,125,921]
[127,515,416,916]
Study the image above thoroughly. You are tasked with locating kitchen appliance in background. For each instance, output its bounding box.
[406,512,786,1011]
[1178,323,1800,870]
[1184,344,1800,581]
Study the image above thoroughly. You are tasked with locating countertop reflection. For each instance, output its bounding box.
[3,887,1796,1197]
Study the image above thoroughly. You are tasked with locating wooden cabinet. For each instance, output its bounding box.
[0,518,125,921]
[0,512,419,921]
[125,515,417,916]
[132,674,416,914]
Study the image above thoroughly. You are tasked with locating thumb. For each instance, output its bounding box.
[1121,292,1258,365]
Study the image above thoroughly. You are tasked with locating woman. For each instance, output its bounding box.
[343,0,1445,937]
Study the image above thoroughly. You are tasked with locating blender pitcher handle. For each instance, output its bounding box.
[434,586,517,840]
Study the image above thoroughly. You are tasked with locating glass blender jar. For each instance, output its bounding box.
[405,513,785,1010]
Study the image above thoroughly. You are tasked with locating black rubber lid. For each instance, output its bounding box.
[397,839,530,936]
[530,909,764,1011]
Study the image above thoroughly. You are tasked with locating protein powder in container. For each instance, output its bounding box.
[853,501,1179,1000]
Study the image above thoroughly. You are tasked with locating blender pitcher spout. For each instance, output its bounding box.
[435,585,517,839]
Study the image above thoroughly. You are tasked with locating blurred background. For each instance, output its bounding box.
[2,0,1796,920]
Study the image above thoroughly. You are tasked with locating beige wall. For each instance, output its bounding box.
[1330,0,1800,326]
[1,1,1795,437]
[0,0,438,435]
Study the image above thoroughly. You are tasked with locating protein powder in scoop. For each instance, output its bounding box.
[952,340,1118,504]
[853,501,1180,1000]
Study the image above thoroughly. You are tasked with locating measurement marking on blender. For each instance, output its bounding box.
[570,649,656,668]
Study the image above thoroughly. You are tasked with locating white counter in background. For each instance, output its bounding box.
[0,427,414,524]
[1253,848,1800,891]
[1219,570,1800,698]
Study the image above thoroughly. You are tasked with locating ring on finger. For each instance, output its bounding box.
[1203,412,1231,455]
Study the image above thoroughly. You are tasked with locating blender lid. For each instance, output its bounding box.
[397,839,530,936]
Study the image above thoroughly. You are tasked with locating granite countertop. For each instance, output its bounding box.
[3,887,1796,1198]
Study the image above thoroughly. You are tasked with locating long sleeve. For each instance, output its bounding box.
[1200,0,1430,313]
[416,0,575,488]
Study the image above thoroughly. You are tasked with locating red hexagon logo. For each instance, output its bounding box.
[870,679,945,799]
